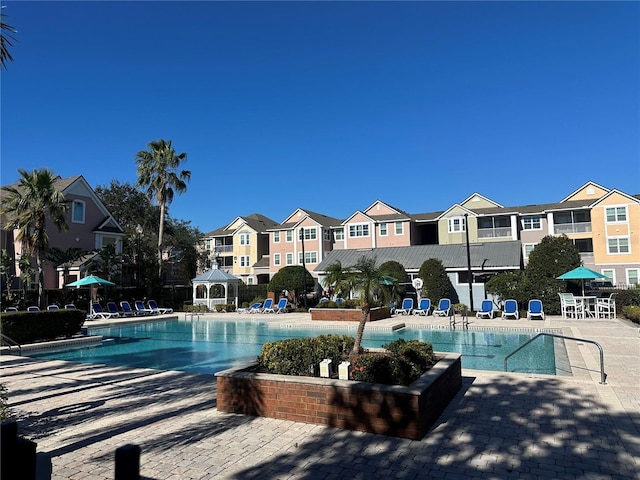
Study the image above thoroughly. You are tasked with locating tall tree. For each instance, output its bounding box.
[0,5,18,70]
[1,169,68,308]
[135,140,191,278]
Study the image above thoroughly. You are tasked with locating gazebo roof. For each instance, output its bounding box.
[192,264,240,283]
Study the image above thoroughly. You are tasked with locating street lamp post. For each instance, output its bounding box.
[300,227,307,309]
[135,224,143,289]
[464,214,474,312]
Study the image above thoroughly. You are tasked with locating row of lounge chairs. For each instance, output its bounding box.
[392,298,545,321]
[237,298,288,314]
[4,304,76,312]
[89,300,173,319]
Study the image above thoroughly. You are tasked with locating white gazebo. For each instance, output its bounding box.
[192,263,240,311]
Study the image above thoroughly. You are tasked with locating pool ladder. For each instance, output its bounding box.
[1,333,22,355]
[504,333,607,384]
[449,308,469,330]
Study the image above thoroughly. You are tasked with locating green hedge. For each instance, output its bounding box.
[1,310,86,344]
[621,305,640,324]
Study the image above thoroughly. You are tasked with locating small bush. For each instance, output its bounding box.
[258,335,354,376]
[1,310,85,343]
[215,304,236,313]
[315,300,338,309]
[0,384,12,421]
[622,305,640,324]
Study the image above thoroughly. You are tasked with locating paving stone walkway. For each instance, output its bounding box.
[1,314,638,479]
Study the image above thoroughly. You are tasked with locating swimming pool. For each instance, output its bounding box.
[26,318,560,375]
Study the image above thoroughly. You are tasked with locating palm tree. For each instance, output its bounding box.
[327,257,396,357]
[0,5,18,70]
[1,169,68,308]
[135,139,190,278]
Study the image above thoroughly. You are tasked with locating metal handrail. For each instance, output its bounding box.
[449,307,469,330]
[504,333,606,384]
[0,333,22,355]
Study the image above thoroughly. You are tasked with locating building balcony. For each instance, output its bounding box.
[477,227,512,239]
[213,245,234,253]
[553,222,592,235]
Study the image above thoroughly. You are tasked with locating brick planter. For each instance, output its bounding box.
[216,352,462,440]
[309,307,391,322]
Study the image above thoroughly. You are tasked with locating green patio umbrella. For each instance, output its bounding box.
[66,275,115,313]
[556,266,607,295]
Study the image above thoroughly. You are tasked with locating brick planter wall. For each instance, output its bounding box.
[216,353,462,440]
[309,307,390,322]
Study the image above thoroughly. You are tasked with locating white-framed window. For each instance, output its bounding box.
[274,253,281,266]
[286,253,293,265]
[522,216,542,230]
[274,231,280,243]
[299,251,318,264]
[240,255,250,267]
[448,216,466,233]
[71,200,85,224]
[286,230,293,242]
[205,239,212,252]
[324,229,331,241]
[247,277,254,285]
[626,269,639,286]
[395,222,403,235]
[523,243,536,259]
[601,269,616,284]
[302,227,317,240]
[349,224,370,238]
[334,228,344,241]
[608,237,630,254]
[239,233,250,245]
[379,223,388,236]
[605,206,627,223]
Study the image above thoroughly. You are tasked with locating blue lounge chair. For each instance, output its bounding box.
[64,304,76,310]
[527,299,544,321]
[47,304,60,311]
[476,299,495,319]
[4,307,18,312]
[274,298,288,314]
[147,299,173,314]
[134,300,155,315]
[502,299,519,320]
[433,299,451,317]
[396,298,414,315]
[27,306,40,312]
[413,298,431,316]
[90,302,119,319]
[106,302,123,317]
[238,302,261,314]
[120,301,137,316]
[248,302,264,314]
[261,298,275,314]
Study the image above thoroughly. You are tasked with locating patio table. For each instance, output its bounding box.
[575,296,597,318]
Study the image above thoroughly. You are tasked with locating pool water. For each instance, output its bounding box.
[27,318,559,375]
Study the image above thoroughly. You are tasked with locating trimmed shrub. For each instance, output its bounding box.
[1,309,86,344]
[621,305,640,324]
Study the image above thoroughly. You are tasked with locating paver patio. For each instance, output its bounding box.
[1,313,638,479]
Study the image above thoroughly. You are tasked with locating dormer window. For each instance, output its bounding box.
[72,200,85,224]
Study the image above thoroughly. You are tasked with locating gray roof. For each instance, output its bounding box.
[192,266,240,282]
[205,213,278,236]
[314,241,522,273]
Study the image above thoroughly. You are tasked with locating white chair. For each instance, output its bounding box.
[596,293,617,319]
[558,293,584,319]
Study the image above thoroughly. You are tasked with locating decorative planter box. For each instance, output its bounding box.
[309,307,390,322]
[216,352,462,440]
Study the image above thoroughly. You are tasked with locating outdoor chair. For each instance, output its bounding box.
[413,298,431,316]
[558,293,584,319]
[134,300,155,315]
[433,299,451,317]
[396,298,414,315]
[4,307,18,312]
[476,299,495,319]
[64,304,76,310]
[27,306,40,312]
[261,298,275,314]
[147,299,173,314]
[274,298,289,314]
[526,299,544,321]
[596,293,617,319]
[238,302,261,314]
[106,302,124,317]
[47,305,60,311]
[90,302,119,319]
[120,301,137,316]
[501,299,520,320]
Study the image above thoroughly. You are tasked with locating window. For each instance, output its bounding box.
[601,269,615,284]
[299,251,317,264]
[286,230,293,242]
[379,223,388,236]
[239,233,250,245]
[395,222,403,235]
[274,231,280,243]
[247,277,254,285]
[286,253,293,265]
[324,229,331,241]
[334,228,344,241]
[523,243,536,259]
[627,269,639,286]
[606,206,627,222]
[205,239,212,252]
[274,253,281,266]
[349,224,370,237]
[240,255,250,267]
[522,216,542,230]
[573,238,594,253]
[448,216,465,233]
[71,200,85,224]
[608,237,630,254]
[302,228,317,240]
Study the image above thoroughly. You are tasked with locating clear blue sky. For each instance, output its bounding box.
[2,1,639,233]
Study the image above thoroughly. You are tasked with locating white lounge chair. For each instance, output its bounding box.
[527,299,544,321]
[476,300,495,319]
[433,299,451,317]
[413,299,431,316]
[396,298,414,315]
[502,299,519,320]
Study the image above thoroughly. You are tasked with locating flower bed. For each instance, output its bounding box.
[309,306,390,322]
[216,352,462,440]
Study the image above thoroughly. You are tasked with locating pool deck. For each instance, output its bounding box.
[1,312,638,479]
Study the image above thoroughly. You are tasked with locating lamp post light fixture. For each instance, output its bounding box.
[463,214,474,312]
[135,224,143,289]
[300,227,307,309]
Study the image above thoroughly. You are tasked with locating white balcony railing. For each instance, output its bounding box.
[213,245,234,253]
[477,227,512,239]
[553,222,592,234]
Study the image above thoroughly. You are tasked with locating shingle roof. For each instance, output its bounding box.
[192,266,240,282]
[314,241,522,273]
